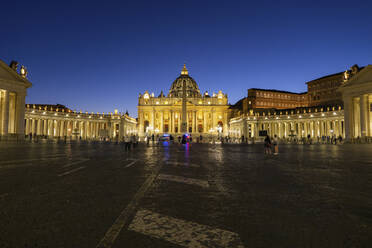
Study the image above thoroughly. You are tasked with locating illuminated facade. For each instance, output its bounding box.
[24,104,137,140]
[230,64,372,141]
[0,60,31,140]
[1,58,371,143]
[0,59,136,141]
[246,89,308,109]
[137,65,229,137]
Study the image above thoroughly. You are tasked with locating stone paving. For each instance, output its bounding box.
[0,141,372,248]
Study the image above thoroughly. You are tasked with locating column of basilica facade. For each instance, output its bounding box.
[137,65,229,138]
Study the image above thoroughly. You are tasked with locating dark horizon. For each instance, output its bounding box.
[2,0,372,117]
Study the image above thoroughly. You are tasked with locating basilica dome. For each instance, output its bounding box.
[168,65,202,98]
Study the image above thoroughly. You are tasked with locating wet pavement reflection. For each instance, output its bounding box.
[0,141,371,247]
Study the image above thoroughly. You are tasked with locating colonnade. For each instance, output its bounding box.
[24,106,137,141]
[24,118,108,139]
[229,109,345,140]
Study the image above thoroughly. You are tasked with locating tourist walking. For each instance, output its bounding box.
[273,134,279,155]
[264,135,272,155]
[131,134,136,149]
[124,135,131,151]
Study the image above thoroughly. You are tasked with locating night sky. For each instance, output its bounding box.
[2,0,372,117]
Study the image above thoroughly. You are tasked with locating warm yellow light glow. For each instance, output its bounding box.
[181,64,188,75]
[165,101,168,104]
[144,93,149,99]
[208,101,211,104]
[198,101,202,104]
[156,101,159,104]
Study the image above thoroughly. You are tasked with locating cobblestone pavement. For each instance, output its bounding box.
[0,141,371,248]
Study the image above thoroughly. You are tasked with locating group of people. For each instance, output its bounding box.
[264,135,279,155]
[123,134,139,151]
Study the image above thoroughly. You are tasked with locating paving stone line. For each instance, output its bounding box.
[128,209,245,248]
[158,174,210,188]
[58,166,86,177]
[62,158,90,168]
[96,164,162,248]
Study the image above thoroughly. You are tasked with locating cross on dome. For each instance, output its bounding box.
[181,64,188,75]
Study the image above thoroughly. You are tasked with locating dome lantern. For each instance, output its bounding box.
[181,64,188,75]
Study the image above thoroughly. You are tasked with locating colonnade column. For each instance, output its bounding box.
[343,96,353,140]
[25,119,30,135]
[360,94,369,137]
[15,93,26,137]
[2,90,9,136]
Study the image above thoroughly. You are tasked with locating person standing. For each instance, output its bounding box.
[273,134,279,155]
[264,135,272,155]
[124,135,131,151]
[131,134,136,149]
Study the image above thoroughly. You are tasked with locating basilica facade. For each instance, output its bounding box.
[137,65,229,138]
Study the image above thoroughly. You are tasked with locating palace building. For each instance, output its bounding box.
[229,64,372,142]
[137,65,229,137]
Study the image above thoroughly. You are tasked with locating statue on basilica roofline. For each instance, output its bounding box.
[20,65,28,78]
[343,70,350,83]
[9,60,19,71]
[343,64,360,83]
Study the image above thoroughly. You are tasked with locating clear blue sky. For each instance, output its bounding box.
[2,0,372,117]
